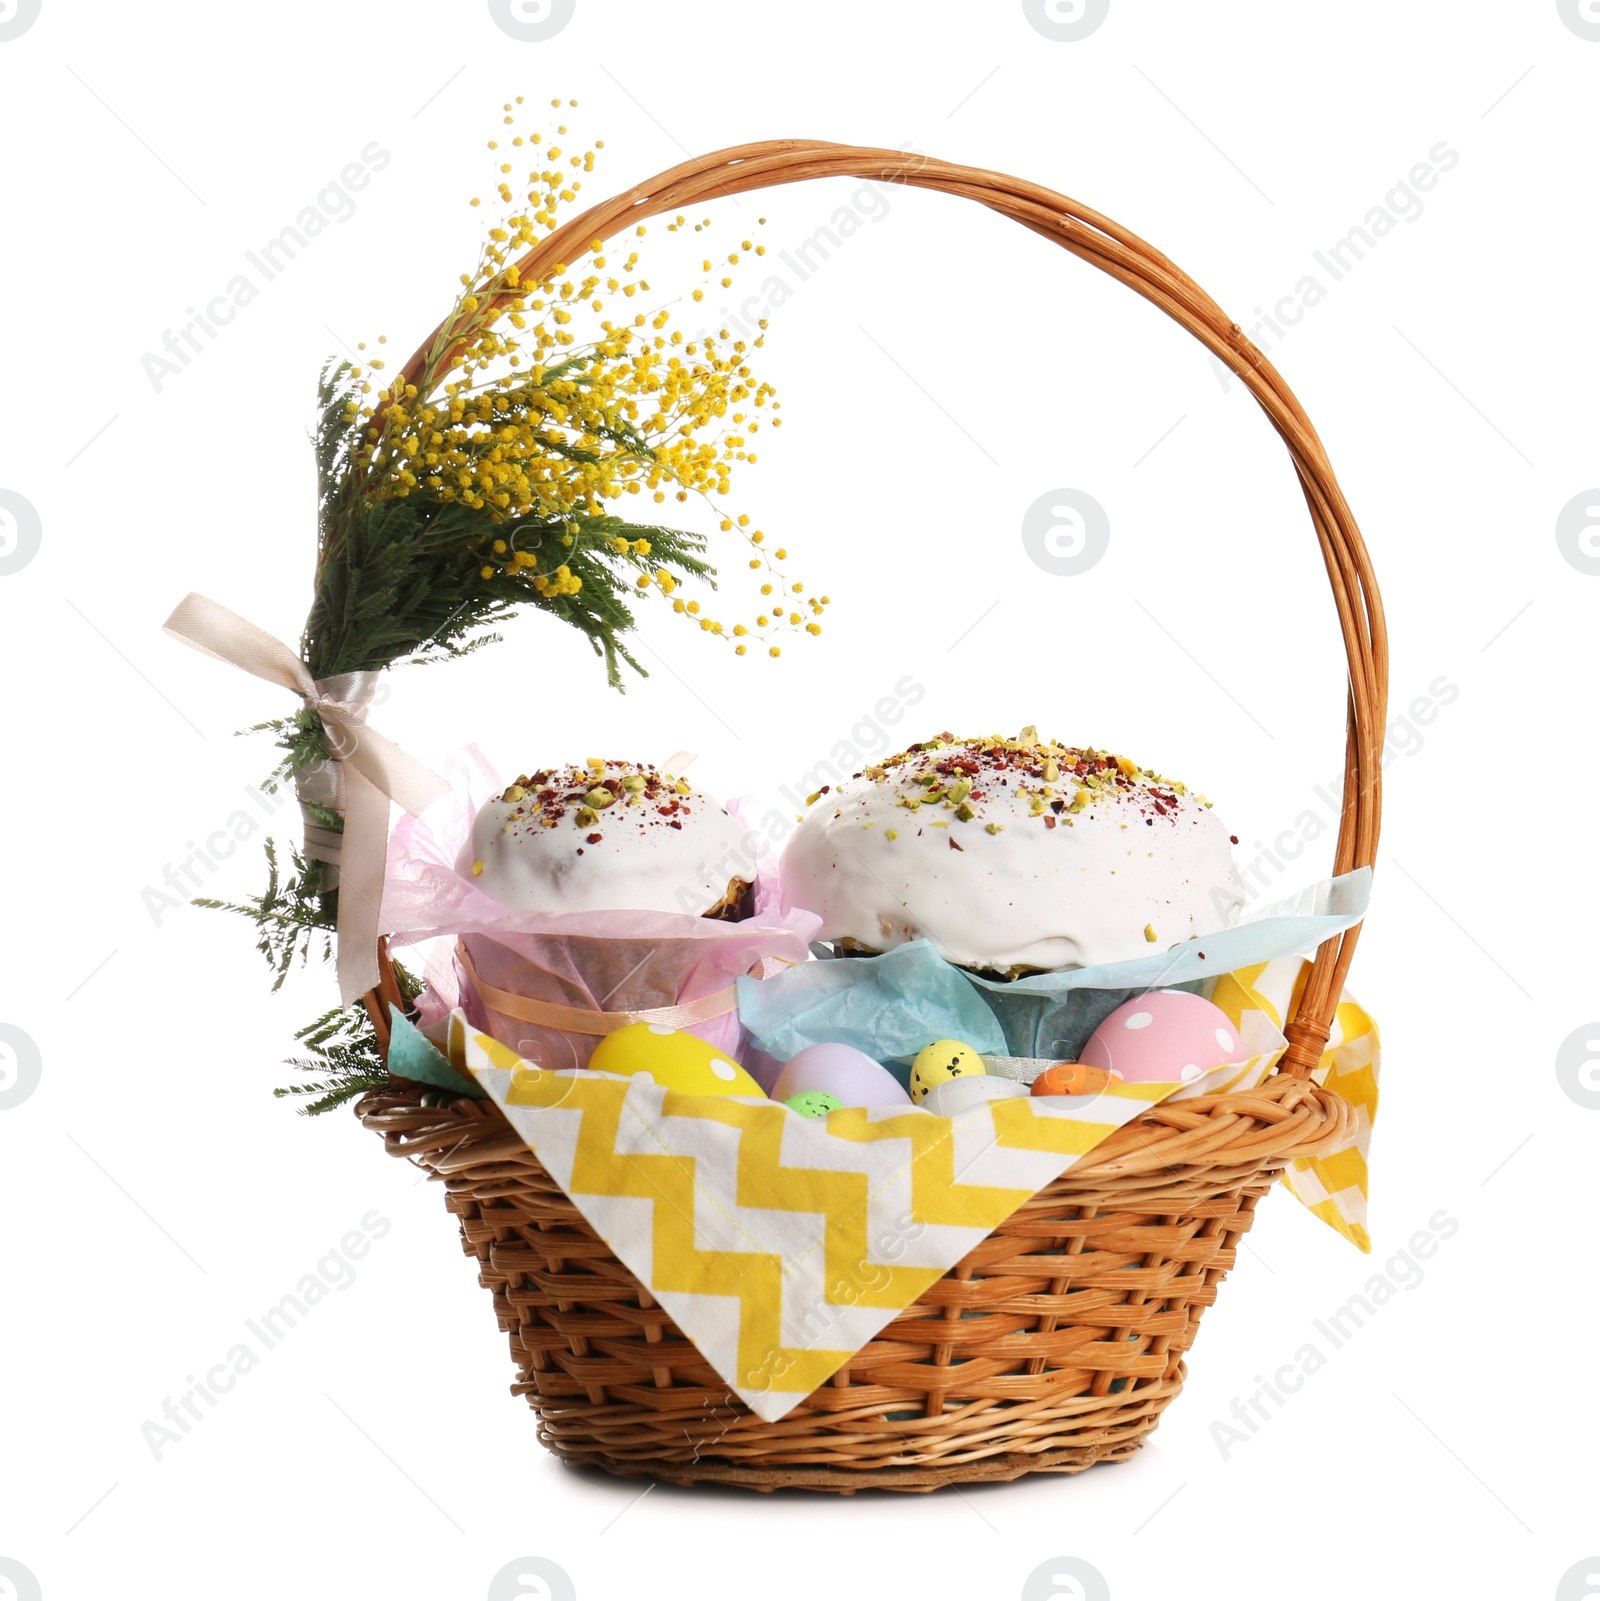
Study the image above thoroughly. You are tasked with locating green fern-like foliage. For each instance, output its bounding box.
[274,1006,388,1116]
[274,964,423,1116]
[193,838,334,991]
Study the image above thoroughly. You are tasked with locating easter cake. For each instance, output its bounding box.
[458,759,753,919]
[779,730,1245,976]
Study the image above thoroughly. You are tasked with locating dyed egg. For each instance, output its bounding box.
[772,1043,911,1108]
[1031,1061,1122,1098]
[589,1022,767,1099]
[908,1039,986,1105]
[1081,991,1245,1085]
[920,1075,1030,1117]
[784,1090,843,1118]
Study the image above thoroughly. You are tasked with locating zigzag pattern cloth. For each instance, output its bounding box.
[455,959,1379,1419]
[459,1024,1227,1420]
[1206,959,1380,1252]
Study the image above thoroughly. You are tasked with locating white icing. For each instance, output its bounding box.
[779,735,1245,972]
[459,761,752,917]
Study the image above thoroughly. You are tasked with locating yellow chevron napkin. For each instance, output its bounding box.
[1198,959,1380,1252]
[454,1011,1286,1421]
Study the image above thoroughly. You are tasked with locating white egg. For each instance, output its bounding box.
[919,1076,1031,1117]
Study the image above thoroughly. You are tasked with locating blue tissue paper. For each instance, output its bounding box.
[387,1007,486,1099]
[737,939,1007,1063]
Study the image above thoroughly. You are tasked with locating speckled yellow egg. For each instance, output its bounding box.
[589,1022,767,1100]
[908,1039,987,1105]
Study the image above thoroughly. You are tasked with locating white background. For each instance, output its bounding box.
[2,2,1596,1598]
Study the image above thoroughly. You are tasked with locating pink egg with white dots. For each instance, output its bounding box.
[1081,990,1246,1085]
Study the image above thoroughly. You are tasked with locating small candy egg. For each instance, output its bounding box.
[589,1022,767,1099]
[908,1039,986,1105]
[784,1090,843,1118]
[1081,990,1246,1085]
[919,1075,1030,1117]
[772,1042,911,1108]
[1031,1061,1122,1098]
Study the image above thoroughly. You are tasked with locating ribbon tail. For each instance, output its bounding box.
[334,764,388,1006]
[341,720,449,817]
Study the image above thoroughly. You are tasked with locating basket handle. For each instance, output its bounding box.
[390,141,1388,1081]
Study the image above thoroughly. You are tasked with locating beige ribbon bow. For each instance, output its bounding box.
[163,593,448,1005]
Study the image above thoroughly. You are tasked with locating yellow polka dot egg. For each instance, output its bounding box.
[909,1039,987,1105]
[588,1023,767,1100]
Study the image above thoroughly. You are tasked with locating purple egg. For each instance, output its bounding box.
[771,1043,911,1108]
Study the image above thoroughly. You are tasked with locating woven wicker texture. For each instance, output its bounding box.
[361,143,1386,1489]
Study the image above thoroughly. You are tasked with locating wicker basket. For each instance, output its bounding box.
[356,142,1386,1492]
